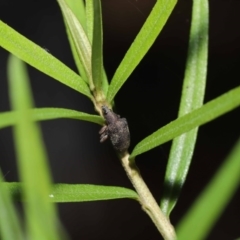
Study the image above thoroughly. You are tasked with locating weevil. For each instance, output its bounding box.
[99,106,130,152]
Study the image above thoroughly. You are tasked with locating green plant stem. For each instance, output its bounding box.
[120,153,176,240]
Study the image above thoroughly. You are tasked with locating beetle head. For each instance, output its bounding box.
[102,106,119,124]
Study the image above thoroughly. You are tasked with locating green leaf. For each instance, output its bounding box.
[0,171,25,240]
[4,183,139,202]
[130,86,240,159]
[0,108,104,130]
[177,137,240,240]
[107,0,177,102]
[63,0,89,83]
[85,0,94,44]
[8,55,61,240]
[57,0,94,89]
[64,0,86,32]
[0,21,92,99]
[161,0,209,216]
[101,70,109,98]
[86,0,109,97]
[91,0,105,98]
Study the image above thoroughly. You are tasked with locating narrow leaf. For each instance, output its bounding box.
[0,21,92,99]
[65,21,89,83]
[8,55,61,240]
[63,0,89,83]
[0,108,104,130]
[85,0,109,97]
[57,0,94,89]
[91,0,105,98]
[161,0,209,216]
[5,183,139,202]
[177,137,240,240]
[64,0,86,32]
[130,86,240,159]
[0,171,25,240]
[85,0,94,44]
[107,0,177,102]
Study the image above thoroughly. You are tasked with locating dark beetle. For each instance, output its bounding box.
[99,106,130,152]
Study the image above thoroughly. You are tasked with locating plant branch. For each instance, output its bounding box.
[97,93,175,239]
[120,153,176,240]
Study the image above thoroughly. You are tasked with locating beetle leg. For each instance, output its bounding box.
[99,125,109,143]
[100,133,108,143]
[99,125,107,134]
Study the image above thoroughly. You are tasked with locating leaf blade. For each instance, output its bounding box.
[160,0,209,216]
[177,137,240,240]
[62,0,89,83]
[91,0,105,98]
[0,171,25,240]
[5,183,139,202]
[85,0,94,44]
[64,0,86,32]
[0,108,104,130]
[107,0,177,102]
[0,20,92,99]
[57,0,94,89]
[8,55,61,240]
[130,86,240,159]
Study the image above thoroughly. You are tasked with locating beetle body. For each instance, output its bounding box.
[99,106,130,152]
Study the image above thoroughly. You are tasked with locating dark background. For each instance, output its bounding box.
[0,0,240,239]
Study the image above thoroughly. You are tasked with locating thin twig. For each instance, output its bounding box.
[120,152,176,240]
